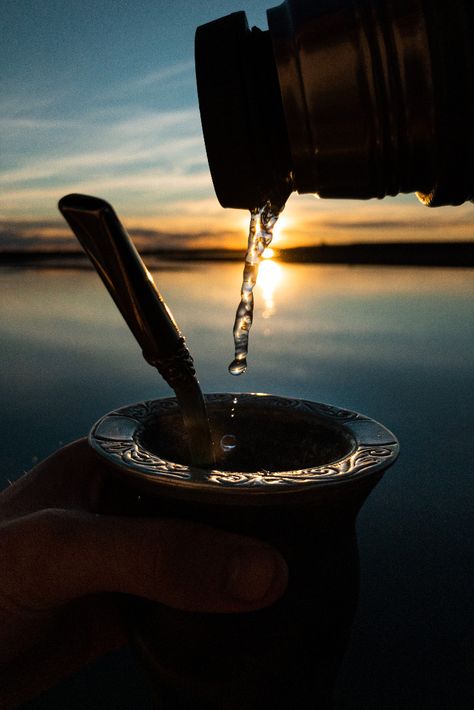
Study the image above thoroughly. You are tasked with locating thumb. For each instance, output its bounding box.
[7,510,288,614]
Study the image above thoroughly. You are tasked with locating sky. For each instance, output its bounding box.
[1,0,473,252]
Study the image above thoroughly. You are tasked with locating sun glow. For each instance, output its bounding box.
[270,214,286,246]
[238,212,288,249]
[258,259,284,318]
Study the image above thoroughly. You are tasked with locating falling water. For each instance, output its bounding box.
[229,202,283,375]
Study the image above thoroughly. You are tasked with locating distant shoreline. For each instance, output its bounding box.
[1,242,473,268]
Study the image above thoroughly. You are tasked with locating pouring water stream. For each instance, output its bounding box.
[229,202,284,375]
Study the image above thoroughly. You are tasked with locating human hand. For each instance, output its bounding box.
[0,439,288,707]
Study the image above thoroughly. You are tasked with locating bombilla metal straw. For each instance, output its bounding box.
[58,193,213,467]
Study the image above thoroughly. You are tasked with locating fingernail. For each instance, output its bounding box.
[226,546,288,603]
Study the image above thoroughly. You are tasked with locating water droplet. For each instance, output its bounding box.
[220,434,237,452]
[228,358,247,376]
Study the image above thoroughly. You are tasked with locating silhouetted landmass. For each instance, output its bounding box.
[281,241,474,267]
[0,242,473,268]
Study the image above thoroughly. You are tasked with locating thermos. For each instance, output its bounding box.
[195,0,473,210]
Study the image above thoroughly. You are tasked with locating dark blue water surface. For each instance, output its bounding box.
[1,262,473,708]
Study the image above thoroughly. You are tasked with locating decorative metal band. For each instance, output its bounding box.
[206,445,398,487]
[98,438,192,482]
[144,336,197,390]
[90,394,399,491]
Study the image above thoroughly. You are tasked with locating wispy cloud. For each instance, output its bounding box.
[112,61,194,94]
[108,107,199,137]
[0,134,204,185]
[3,195,473,255]
[281,194,474,244]
[0,218,239,252]
[2,64,473,250]
[0,93,64,117]
[1,169,211,207]
[0,117,82,131]
[0,221,73,251]
[1,88,210,220]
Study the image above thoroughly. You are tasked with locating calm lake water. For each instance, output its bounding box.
[1,261,474,708]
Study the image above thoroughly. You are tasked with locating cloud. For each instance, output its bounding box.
[0,221,73,251]
[0,117,82,132]
[112,61,195,94]
[320,219,411,230]
[0,96,211,220]
[3,197,473,255]
[0,93,63,116]
[2,69,473,250]
[0,168,212,216]
[281,194,474,245]
[1,62,203,189]
[0,134,205,185]
[109,107,199,136]
[0,218,240,253]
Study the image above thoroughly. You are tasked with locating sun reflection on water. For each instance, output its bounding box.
[258,257,284,321]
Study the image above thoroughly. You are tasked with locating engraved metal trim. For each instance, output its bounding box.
[144,336,198,390]
[206,445,398,487]
[90,393,399,491]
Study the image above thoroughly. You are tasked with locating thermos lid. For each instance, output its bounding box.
[195,12,292,210]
